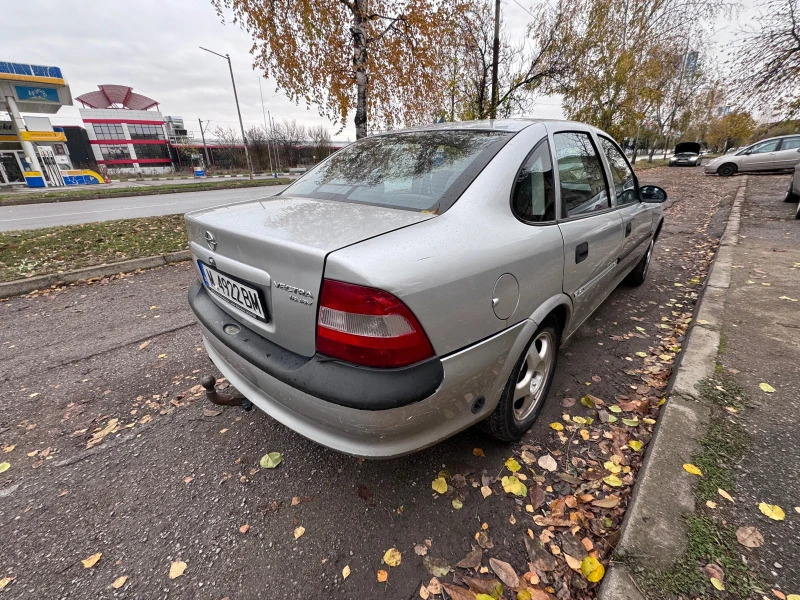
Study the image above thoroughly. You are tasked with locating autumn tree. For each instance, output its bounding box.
[729,0,800,119]
[213,0,466,138]
[706,111,756,152]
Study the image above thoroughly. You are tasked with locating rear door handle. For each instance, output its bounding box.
[625,222,632,237]
[575,241,589,264]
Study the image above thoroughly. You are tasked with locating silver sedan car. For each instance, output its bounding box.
[705,135,800,176]
[186,120,667,457]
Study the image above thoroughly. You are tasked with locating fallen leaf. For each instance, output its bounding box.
[423,556,451,577]
[622,417,639,427]
[183,476,193,484]
[682,463,703,476]
[452,498,464,510]
[441,583,477,600]
[427,577,442,594]
[259,452,282,469]
[481,485,493,498]
[111,576,128,589]
[157,354,167,359]
[0,461,10,474]
[455,547,482,569]
[538,454,557,472]
[82,553,102,569]
[736,526,764,548]
[139,340,150,349]
[718,488,734,503]
[549,422,564,431]
[524,537,558,571]
[377,569,388,582]
[473,448,485,457]
[501,475,527,496]
[489,557,519,588]
[759,382,776,393]
[294,526,305,539]
[580,556,604,582]
[239,524,250,534]
[169,560,186,579]
[635,351,647,358]
[203,407,222,417]
[564,553,583,571]
[603,475,623,487]
[383,548,402,567]
[591,495,620,508]
[505,457,521,472]
[0,577,13,591]
[432,477,448,494]
[759,502,785,520]
[415,544,429,556]
[706,500,717,509]
[628,440,643,451]
[710,577,725,590]
[342,565,350,580]
[475,531,493,549]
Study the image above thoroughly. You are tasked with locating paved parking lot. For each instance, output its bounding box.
[0,167,743,598]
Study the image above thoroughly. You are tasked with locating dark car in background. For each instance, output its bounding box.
[669,142,702,167]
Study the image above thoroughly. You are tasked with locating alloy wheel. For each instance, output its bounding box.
[513,331,554,422]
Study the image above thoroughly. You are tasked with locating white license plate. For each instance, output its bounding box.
[199,262,267,321]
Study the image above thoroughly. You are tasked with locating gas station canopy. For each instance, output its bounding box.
[0,61,72,114]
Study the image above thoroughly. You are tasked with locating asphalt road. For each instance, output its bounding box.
[0,168,740,599]
[0,184,289,231]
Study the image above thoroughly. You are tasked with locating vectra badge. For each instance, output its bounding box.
[273,281,314,305]
[204,230,217,251]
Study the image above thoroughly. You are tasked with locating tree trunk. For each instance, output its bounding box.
[630,136,638,164]
[352,0,369,139]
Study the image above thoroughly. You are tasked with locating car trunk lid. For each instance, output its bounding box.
[185,196,434,356]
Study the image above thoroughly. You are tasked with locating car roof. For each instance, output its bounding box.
[380,118,604,136]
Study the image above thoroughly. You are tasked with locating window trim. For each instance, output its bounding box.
[509,137,557,226]
[597,134,641,209]
[550,129,614,222]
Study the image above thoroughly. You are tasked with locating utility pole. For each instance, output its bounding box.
[268,111,282,173]
[200,47,254,179]
[489,0,501,119]
[259,78,275,176]
[198,118,211,170]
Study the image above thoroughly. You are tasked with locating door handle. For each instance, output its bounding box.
[625,222,632,237]
[575,241,589,264]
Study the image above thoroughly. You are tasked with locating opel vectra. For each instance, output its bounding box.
[186,119,667,457]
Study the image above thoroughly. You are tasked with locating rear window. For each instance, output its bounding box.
[283,130,513,212]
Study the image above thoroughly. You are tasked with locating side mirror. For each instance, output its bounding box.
[641,185,667,203]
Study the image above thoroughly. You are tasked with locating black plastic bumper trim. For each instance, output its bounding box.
[188,281,444,411]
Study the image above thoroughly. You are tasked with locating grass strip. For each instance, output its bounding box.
[0,178,290,206]
[0,215,188,282]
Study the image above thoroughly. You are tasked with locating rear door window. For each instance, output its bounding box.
[511,140,555,222]
[599,136,638,206]
[553,132,611,217]
[283,130,513,212]
[780,137,800,150]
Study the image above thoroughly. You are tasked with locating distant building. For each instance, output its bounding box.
[76,85,172,174]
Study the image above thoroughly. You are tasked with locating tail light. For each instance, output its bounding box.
[316,279,434,368]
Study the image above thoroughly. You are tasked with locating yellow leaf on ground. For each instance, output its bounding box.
[505,457,521,472]
[628,440,643,451]
[706,500,717,509]
[501,475,528,496]
[473,447,485,457]
[609,405,622,413]
[759,382,776,393]
[111,576,128,589]
[603,475,623,487]
[710,577,725,590]
[342,565,350,580]
[603,461,621,474]
[377,569,388,582]
[683,463,703,476]
[718,488,734,503]
[580,429,590,441]
[481,485,493,498]
[168,560,187,579]
[786,595,800,600]
[431,477,448,494]
[759,502,785,520]
[157,354,167,359]
[82,553,102,569]
[259,452,282,469]
[635,352,647,358]
[549,422,564,431]
[0,577,15,590]
[383,548,402,567]
[452,498,463,510]
[294,526,306,539]
[581,556,605,582]
[0,462,10,474]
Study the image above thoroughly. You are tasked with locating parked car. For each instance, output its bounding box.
[785,165,800,219]
[705,135,800,176]
[669,142,702,167]
[186,119,667,457]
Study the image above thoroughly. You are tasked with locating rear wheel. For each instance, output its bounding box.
[784,185,798,202]
[479,318,560,442]
[795,201,800,220]
[717,163,737,177]
[626,239,654,286]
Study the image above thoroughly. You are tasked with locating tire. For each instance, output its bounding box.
[717,163,737,177]
[479,318,560,442]
[795,201,800,220]
[626,239,654,286]
[784,186,798,202]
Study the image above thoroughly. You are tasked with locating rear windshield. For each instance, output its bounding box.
[282,130,513,212]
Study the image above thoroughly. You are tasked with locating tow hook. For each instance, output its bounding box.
[201,375,254,411]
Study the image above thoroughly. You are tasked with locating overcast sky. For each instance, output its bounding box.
[5,0,757,140]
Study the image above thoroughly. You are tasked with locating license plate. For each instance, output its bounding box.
[199,262,267,321]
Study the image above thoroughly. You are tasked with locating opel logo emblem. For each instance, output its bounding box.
[205,231,217,251]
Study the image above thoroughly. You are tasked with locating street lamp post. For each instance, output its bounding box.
[200,46,254,180]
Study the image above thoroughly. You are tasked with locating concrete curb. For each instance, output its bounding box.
[0,250,192,299]
[599,177,747,600]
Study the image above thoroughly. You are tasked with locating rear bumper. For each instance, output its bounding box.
[189,281,526,457]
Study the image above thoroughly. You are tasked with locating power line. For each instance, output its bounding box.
[507,0,537,20]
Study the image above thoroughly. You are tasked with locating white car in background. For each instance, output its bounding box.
[705,135,800,176]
